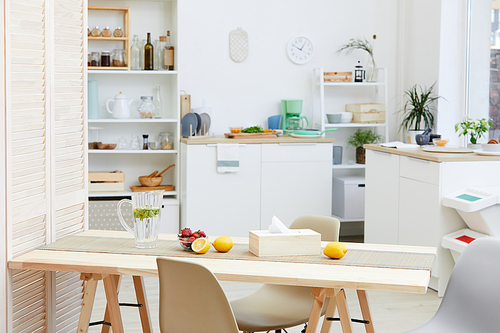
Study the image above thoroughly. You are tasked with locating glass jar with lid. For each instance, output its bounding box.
[137,96,156,118]
[111,49,126,67]
[90,52,100,66]
[159,132,173,150]
[101,51,111,67]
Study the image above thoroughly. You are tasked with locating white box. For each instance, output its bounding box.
[160,198,180,234]
[249,229,321,257]
[332,176,365,219]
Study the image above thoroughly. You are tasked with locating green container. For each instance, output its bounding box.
[284,99,303,115]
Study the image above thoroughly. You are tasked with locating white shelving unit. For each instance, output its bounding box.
[88,0,179,198]
[313,67,389,223]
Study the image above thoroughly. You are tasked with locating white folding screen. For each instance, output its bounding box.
[3,0,87,331]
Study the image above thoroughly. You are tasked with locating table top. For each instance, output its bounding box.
[364,144,500,162]
[8,230,435,294]
[180,135,336,145]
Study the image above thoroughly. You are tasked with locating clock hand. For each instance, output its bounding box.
[299,42,307,51]
[293,44,301,50]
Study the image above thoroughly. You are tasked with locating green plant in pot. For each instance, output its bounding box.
[399,83,441,143]
[455,116,493,147]
[347,129,383,164]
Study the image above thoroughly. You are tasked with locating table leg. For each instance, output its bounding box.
[77,276,98,333]
[336,288,353,333]
[133,275,153,333]
[103,274,124,333]
[101,275,121,333]
[357,290,375,333]
[320,288,339,333]
[306,287,327,333]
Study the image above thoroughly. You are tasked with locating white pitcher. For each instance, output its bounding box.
[106,92,133,119]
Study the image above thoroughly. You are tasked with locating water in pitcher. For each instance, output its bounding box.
[117,190,164,248]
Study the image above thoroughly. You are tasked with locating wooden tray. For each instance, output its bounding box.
[130,185,175,192]
[224,132,278,139]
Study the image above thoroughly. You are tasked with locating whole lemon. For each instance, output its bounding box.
[323,242,348,259]
[212,236,233,252]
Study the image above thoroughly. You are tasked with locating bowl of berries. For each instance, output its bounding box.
[178,228,207,251]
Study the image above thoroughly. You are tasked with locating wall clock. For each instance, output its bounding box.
[287,36,314,65]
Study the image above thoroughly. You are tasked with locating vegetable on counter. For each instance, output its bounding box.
[242,126,264,133]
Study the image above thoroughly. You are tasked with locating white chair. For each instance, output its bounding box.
[156,257,239,333]
[230,215,340,332]
[403,237,500,333]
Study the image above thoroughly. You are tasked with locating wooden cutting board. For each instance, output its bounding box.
[224,132,277,139]
[130,185,175,192]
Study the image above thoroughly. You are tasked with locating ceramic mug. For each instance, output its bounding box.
[268,115,282,129]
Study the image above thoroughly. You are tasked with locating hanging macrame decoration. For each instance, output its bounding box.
[229,27,248,63]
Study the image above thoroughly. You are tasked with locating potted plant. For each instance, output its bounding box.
[399,83,441,143]
[347,129,382,164]
[455,116,493,149]
[337,35,378,82]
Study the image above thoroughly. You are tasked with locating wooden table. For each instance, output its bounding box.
[8,230,436,333]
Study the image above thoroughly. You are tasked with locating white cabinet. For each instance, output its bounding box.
[260,143,333,229]
[313,68,389,226]
[181,141,333,237]
[364,150,400,244]
[87,0,179,198]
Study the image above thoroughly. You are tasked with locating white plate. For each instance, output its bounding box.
[474,150,500,156]
[421,147,474,153]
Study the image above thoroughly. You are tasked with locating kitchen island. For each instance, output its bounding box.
[180,136,335,237]
[364,144,500,296]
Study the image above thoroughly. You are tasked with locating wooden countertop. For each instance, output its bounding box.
[181,135,336,145]
[364,144,500,162]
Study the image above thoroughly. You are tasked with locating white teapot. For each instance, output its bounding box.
[106,92,133,119]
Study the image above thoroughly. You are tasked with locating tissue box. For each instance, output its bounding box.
[249,229,321,257]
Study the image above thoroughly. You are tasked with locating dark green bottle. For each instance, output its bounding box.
[144,32,153,70]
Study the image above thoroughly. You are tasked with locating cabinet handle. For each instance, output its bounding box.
[279,143,317,146]
[406,156,430,163]
[372,150,391,156]
[206,144,247,147]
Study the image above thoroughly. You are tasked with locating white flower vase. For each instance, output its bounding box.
[467,143,482,150]
[366,57,378,82]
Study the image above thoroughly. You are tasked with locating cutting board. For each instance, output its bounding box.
[224,132,278,139]
[130,185,175,192]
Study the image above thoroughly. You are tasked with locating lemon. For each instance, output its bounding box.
[192,238,210,254]
[323,242,348,259]
[212,236,233,252]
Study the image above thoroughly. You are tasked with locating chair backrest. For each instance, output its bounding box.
[290,215,340,242]
[434,238,500,332]
[156,257,239,333]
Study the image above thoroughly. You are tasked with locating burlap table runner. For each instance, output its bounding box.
[41,236,435,271]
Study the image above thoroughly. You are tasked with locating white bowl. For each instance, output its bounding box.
[481,143,500,152]
[339,112,353,123]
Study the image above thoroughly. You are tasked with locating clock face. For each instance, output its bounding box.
[287,36,314,64]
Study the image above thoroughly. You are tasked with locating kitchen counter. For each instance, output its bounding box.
[364,144,500,162]
[181,135,336,145]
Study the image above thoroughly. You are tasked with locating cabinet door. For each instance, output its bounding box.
[260,143,332,229]
[181,144,261,237]
[364,150,400,244]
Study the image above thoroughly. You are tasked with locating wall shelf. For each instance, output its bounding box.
[89,191,177,198]
[332,163,366,169]
[325,123,386,128]
[88,70,178,75]
[89,150,177,154]
[88,118,177,123]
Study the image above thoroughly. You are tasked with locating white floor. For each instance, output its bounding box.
[88,277,441,333]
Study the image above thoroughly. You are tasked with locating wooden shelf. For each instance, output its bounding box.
[88,118,177,123]
[88,37,128,41]
[89,191,177,198]
[88,70,178,75]
[88,66,129,70]
[89,150,177,154]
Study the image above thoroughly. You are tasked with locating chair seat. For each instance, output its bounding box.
[231,284,328,332]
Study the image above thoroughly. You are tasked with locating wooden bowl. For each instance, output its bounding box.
[138,176,163,187]
[97,143,117,149]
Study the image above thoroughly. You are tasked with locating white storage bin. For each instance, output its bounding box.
[332,176,365,219]
[160,198,180,234]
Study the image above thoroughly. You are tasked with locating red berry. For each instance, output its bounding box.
[181,228,192,237]
[188,236,196,243]
[198,231,207,237]
[192,232,199,238]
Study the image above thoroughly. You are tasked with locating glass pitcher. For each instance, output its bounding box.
[117,190,164,248]
[286,116,309,130]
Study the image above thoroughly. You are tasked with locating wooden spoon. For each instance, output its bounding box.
[148,171,158,178]
[156,164,175,177]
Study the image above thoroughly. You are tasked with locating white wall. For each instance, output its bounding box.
[178,0,401,139]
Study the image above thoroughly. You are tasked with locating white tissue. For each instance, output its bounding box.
[268,215,298,234]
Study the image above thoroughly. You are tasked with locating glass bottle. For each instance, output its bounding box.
[153,39,160,70]
[156,37,166,70]
[130,35,141,70]
[144,32,154,70]
[153,86,162,118]
[140,39,146,69]
[163,30,174,70]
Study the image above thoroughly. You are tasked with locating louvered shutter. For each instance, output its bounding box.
[4,0,87,330]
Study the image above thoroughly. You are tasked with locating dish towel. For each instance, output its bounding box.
[217,144,239,173]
